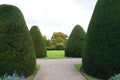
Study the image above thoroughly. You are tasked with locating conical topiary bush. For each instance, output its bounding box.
[0,4,36,77]
[82,0,120,79]
[30,26,47,58]
[65,25,85,57]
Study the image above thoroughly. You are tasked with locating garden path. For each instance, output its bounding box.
[34,58,86,80]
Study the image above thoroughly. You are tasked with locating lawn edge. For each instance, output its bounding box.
[74,64,97,80]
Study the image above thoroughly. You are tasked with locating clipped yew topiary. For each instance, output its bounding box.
[0,4,36,77]
[65,25,85,57]
[82,0,120,79]
[30,26,47,58]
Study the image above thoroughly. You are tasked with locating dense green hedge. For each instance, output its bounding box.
[65,25,85,57]
[30,26,47,58]
[0,4,36,77]
[82,0,120,79]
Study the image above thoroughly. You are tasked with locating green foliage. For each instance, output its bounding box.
[26,64,40,80]
[109,74,120,80]
[82,0,120,79]
[30,25,47,58]
[43,36,51,47]
[44,32,67,50]
[43,36,52,50]
[45,39,52,47]
[50,32,67,50]
[65,25,86,57]
[0,4,36,77]
[55,43,65,50]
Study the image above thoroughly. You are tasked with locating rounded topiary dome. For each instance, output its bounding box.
[82,0,120,79]
[0,4,36,76]
[30,26,47,58]
[65,25,85,57]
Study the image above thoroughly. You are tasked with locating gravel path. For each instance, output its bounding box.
[34,58,86,80]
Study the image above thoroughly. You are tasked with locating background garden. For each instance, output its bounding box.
[0,0,120,80]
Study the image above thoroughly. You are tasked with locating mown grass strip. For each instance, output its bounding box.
[45,50,67,59]
[74,64,97,80]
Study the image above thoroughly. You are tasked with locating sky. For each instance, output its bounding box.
[1,0,97,39]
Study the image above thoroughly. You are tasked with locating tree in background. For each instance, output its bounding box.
[82,0,120,79]
[65,25,85,57]
[43,35,52,50]
[0,4,36,77]
[43,35,51,47]
[51,32,67,50]
[30,26,47,58]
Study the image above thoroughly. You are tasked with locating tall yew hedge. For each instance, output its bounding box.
[0,4,36,77]
[82,0,120,79]
[65,25,85,57]
[30,26,47,58]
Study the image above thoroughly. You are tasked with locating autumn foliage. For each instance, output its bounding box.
[46,32,67,50]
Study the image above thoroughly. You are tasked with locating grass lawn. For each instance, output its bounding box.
[74,64,97,80]
[45,50,67,59]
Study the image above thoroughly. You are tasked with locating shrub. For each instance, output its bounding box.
[82,0,120,79]
[65,25,85,57]
[30,26,47,58]
[55,43,65,50]
[109,74,120,80]
[0,4,36,77]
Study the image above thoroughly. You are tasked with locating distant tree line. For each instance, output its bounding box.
[43,32,67,50]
